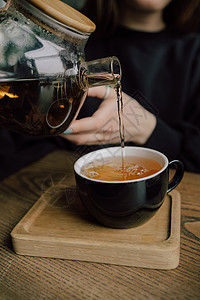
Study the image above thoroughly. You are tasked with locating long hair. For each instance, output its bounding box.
[164,0,200,33]
[81,0,119,36]
[82,0,200,36]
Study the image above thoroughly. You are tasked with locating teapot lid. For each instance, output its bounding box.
[27,0,95,33]
[14,0,96,35]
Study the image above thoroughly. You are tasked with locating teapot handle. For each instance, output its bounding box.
[0,0,11,11]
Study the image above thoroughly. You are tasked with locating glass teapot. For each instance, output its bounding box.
[0,0,121,136]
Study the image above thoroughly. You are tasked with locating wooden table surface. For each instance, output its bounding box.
[0,150,199,300]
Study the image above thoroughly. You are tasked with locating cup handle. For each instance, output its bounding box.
[167,160,184,193]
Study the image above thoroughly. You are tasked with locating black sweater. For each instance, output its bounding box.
[83,27,200,172]
[0,27,200,180]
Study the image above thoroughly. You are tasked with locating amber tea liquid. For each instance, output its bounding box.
[115,81,126,174]
[81,156,162,181]
[0,77,85,136]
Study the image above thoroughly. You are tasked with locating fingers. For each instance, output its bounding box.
[61,130,121,146]
[63,88,118,135]
[61,86,120,144]
[60,88,157,146]
[63,116,98,134]
[62,109,116,135]
[87,86,115,99]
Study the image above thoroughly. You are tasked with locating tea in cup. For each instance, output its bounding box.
[74,146,184,228]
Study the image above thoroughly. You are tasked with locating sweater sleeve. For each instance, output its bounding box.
[146,43,200,173]
[145,116,200,173]
[146,37,200,173]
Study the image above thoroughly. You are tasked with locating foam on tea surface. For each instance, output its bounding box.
[81,156,162,181]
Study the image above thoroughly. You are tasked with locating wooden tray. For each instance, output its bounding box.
[11,185,181,269]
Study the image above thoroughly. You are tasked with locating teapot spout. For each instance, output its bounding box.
[79,56,121,89]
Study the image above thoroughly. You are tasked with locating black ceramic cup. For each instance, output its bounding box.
[74,146,184,229]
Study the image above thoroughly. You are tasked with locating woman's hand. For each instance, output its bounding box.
[60,86,157,145]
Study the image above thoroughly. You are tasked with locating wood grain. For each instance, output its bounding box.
[0,150,200,299]
[26,0,96,33]
[11,188,181,269]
